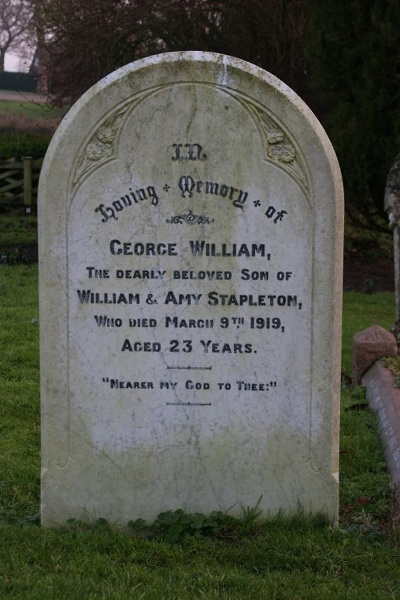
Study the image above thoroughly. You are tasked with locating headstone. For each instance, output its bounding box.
[39,52,343,527]
[385,154,400,333]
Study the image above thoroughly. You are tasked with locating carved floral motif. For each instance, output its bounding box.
[74,110,128,184]
[245,102,310,200]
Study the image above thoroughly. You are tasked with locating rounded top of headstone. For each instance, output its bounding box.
[64,51,310,115]
[42,52,342,212]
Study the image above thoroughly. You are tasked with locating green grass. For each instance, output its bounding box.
[0,98,65,123]
[0,215,38,249]
[1,519,400,599]
[0,264,399,598]
[0,98,63,142]
[342,292,395,376]
[0,130,51,160]
[0,266,40,523]
[0,98,62,163]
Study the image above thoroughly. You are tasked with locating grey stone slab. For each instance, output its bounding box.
[363,362,400,493]
[39,52,343,527]
[352,325,397,385]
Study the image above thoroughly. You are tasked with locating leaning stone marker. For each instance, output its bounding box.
[39,52,343,526]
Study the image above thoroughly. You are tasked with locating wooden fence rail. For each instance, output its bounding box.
[0,157,43,214]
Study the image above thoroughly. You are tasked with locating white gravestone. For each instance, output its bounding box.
[39,52,343,526]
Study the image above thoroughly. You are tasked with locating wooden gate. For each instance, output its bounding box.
[0,157,43,214]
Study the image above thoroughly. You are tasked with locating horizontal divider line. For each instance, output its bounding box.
[167,366,212,370]
[166,402,212,406]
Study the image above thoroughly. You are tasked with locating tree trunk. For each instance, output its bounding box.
[0,48,6,72]
[33,0,49,96]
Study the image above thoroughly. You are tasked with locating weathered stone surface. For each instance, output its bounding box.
[363,362,400,496]
[385,154,400,327]
[352,325,397,385]
[385,152,400,228]
[39,52,343,527]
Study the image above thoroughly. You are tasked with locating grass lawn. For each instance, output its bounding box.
[0,98,63,167]
[0,215,38,249]
[342,292,395,375]
[0,98,65,124]
[0,264,399,599]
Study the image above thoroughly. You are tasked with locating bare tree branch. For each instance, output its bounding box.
[0,0,34,71]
